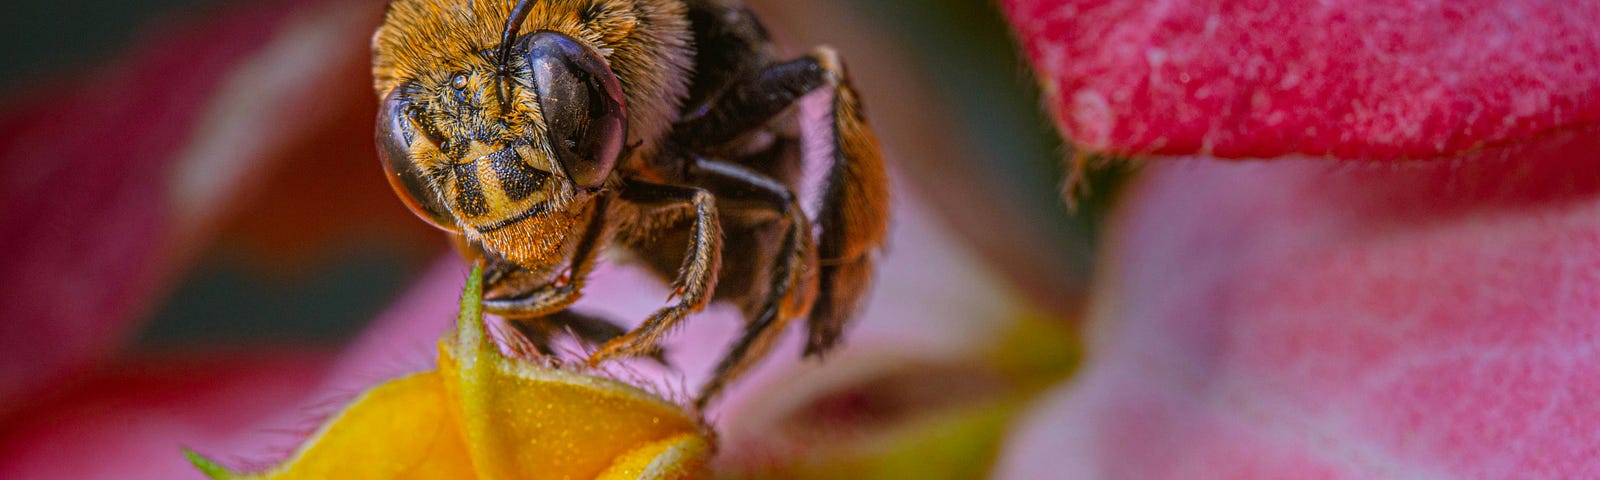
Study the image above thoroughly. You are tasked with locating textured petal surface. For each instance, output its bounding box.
[997,130,1600,478]
[1002,0,1600,159]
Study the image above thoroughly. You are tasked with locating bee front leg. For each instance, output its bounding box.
[482,196,610,319]
[510,309,667,362]
[479,265,586,319]
[588,181,723,365]
[674,47,890,357]
[687,158,817,409]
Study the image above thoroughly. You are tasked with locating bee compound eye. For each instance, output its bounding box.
[377,85,462,232]
[518,31,627,190]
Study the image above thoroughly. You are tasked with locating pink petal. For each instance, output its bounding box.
[0,350,332,480]
[1002,0,1600,159]
[312,257,468,394]
[997,129,1600,477]
[0,257,464,480]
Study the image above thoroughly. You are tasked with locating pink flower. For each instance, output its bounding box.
[1000,0,1600,477]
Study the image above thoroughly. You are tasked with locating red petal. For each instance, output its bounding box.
[1003,0,1600,159]
[0,258,462,479]
[0,350,331,480]
[0,0,383,411]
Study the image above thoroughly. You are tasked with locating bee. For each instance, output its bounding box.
[372,0,888,407]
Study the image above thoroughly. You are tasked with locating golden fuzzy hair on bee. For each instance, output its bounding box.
[372,0,694,147]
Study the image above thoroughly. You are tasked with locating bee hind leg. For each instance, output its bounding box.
[673,47,890,358]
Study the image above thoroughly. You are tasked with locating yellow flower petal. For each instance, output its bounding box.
[189,264,711,479]
[186,372,474,480]
[597,433,712,480]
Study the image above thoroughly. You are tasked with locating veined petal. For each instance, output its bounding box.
[998,132,1600,478]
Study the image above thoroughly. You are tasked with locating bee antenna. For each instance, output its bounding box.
[497,0,536,69]
[494,0,536,115]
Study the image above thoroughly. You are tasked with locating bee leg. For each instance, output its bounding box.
[589,181,723,365]
[505,314,559,358]
[557,309,671,364]
[481,272,585,319]
[673,53,830,151]
[686,158,817,409]
[508,309,670,364]
[680,0,774,114]
[481,195,610,319]
[676,48,890,357]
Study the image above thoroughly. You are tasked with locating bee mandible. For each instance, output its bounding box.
[372,0,888,408]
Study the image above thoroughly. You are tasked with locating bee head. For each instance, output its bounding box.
[376,0,627,242]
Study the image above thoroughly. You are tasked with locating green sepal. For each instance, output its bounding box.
[184,448,245,480]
